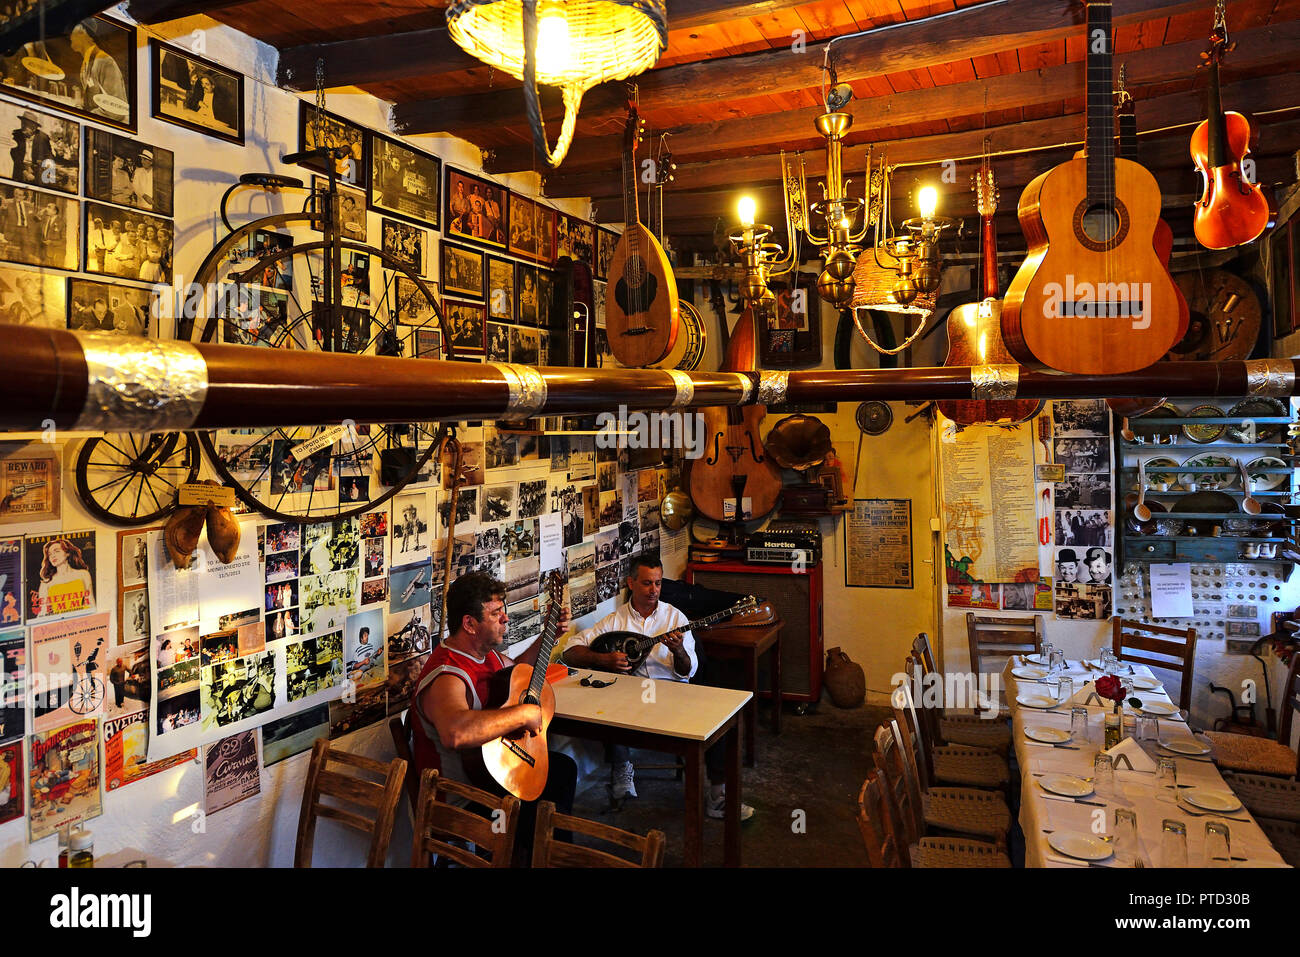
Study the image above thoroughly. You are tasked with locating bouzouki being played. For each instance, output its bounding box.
[605,101,681,367]
[1000,0,1182,375]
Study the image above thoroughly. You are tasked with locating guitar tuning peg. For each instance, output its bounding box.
[670,162,677,171]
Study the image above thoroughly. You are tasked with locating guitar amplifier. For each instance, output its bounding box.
[746,519,822,565]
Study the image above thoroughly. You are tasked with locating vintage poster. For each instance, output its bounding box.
[946,583,1000,609]
[0,740,21,826]
[0,536,22,625]
[261,704,330,766]
[203,730,261,814]
[0,628,24,744]
[940,423,1038,584]
[24,530,96,623]
[31,612,110,733]
[845,499,912,589]
[28,717,102,841]
[103,709,195,791]
[0,442,61,525]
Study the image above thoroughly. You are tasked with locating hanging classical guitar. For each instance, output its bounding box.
[477,570,566,801]
[588,596,759,670]
[605,104,680,367]
[1001,0,1182,375]
[1190,6,1270,251]
[937,160,1043,426]
[687,308,783,524]
[647,139,706,373]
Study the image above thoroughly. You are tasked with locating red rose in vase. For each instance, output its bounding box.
[1095,674,1126,704]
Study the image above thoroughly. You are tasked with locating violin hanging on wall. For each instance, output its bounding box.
[1190,6,1270,251]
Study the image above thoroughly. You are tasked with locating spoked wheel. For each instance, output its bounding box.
[69,675,105,715]
[75,432,200,526]
[186,227,444,522]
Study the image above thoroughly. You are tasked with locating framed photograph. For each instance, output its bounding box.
[381,218,423,274]
[248,229,293,290]
[0,15,136,131]
[297,102,368,190]
[442,297,486,356]
[595,227,618,280]
[311,176,367,242]
[413,326,441,359]
[393,274,439,328]
[67,278,152,336]
[150,39,243,145]
[369,133,439,228]
[84,200,172,283]
[557,214,594,266]
[516,263,539,326]
[440,240,483,299]
[445,167,506,248]
[537,269,555,328]
[510,326,540,365]
[0,264,66,327]
[84,128,174,216]
[0,184,78,270]
[0,102,78,195]
[311,301,370,353]
[486,321,509,361]
[487,255,514,321]
[507,193,555,264]
[759,275,822,368]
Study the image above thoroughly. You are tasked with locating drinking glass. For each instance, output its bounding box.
[1204,821,1232,868]
[1161,819,1188,868]
[1114,808,1141,868]
[1156,756,1177,801]
[1039,641,1053,666]
[1100,648,1116,673]
[1049,648,1066,674]
[1071,707,1089,741]
[1056,676,1074,706]
[1137,714,1160,742]
[1094,752,1115,797]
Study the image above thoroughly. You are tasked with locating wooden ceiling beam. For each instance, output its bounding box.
[392,0,1215,138]
[126,0,260,23]
[490,23,1300,174]
[545,74,1300,198]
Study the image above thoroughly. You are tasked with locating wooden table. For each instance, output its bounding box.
[550,670,751,867]
[696,619,782,767]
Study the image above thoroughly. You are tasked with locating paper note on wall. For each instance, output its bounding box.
[1149,563,1193,619]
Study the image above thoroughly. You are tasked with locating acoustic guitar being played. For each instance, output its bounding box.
[1000,1,1182,375]
[605,104,680,367]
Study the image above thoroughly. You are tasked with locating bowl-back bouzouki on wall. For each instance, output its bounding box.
[605,103,680,367]
[1000,0,1182,375]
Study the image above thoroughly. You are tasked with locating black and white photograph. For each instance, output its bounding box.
[441,241,483,298]
[0,101,78,194]
[151,39,243,144]
[638,500,661,532]
[393,490,431,566]
[394,275,438,328]
[503,555,539,605]
[381,218,423,273]
[486,321,509,361]
[515,263,539,326]
[557,214,594,266]
[301,516,360,577]
[504,599,542,648]
[501,520,536,562]
[1,15,136,130]
[67,278,151,336]
[313,176,367,241]
[445,167,507,248]
[84,200,171,282]
[120,587,150,645]
[442,298,485,355]
[369,133,439,228]
[1054,581,1112,621]
[1053,437,1109,473]
[484,425,518,470]
[537,270,555,327]
[437,486,477,534]
[487,255,514,321]
[596,564,620,603]
[296,102,367,188]
[618,519,639,556]
[640,528,660,556]
[510,326,539,365]
[570,577,596,618]
[566,541,595,579]
[0,183,77,270]
[517,479,547,520]
[1051,398,1108,437]
[481,483,515,523]
[595,227,618,280]
[1054,508,1113,548]
[0,264,64,326]
[595,528,619,566]
[1053,472,1110,509]
[311,301,370,353]
[476,524,502,556]
[507,192,554,264]
[84,128,173,216]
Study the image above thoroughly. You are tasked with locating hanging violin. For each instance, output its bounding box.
[1190,4,1270,250]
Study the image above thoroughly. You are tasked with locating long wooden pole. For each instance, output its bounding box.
[5,325,1296,433]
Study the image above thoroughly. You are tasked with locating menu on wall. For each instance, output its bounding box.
[940,424,1038,585]
[845,499,912,589]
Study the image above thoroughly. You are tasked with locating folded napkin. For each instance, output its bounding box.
[1104,736,1157,773]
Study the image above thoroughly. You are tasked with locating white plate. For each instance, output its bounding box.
[1023,654,1048,665]
[1131,675,1162,691]
[1013,666,1048,679]
[1247,456,1290,492]
[1159,738,1212,756]
[1137,700,1179,716]
[1038,773,1094,798]
[1182,788,1243,813]
[1017,693,1059,709]
[1025,726,1072,744]
[1048,831,1113,862]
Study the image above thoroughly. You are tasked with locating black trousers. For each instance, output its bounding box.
[479,751,577,864]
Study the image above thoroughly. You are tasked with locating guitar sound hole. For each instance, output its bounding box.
[1080,203,1120,244]
[626,255,647,286]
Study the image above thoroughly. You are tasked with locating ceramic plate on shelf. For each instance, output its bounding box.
[1178,453,1236,491]
[1131,675,1162,691]
[1136,700,1179,716]
[1013,666,1048,679]
[1159,738,1212,756]
[1025,726,1072,744]
[1182,788,1243,813]
[1017,692,1059,709]
[1246,456,1290,492]
[1048,832,1114,861]
[1182,405,1227,444]
[1173,491,1238,535]
[1145,456,1181,489]
[1038,773,1095,798]
[1227,398,1287,443]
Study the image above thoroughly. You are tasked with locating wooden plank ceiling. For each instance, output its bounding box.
[132,0,1300,252]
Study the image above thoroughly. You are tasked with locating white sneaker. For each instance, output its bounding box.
[610,761,637,800]
[707,786,754,821]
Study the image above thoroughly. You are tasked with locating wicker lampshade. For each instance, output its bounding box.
[847,251,939,356]
[447,0,667,166]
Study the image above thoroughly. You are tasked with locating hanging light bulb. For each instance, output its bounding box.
[537,5,572,75]
[738,195,757,228]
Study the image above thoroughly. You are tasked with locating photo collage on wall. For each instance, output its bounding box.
[1051,399,1114,620]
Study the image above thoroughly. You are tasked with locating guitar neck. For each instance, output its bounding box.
[1117,110,1138,162]
[525,577,565,702]
[1085,1,1116,205]
[980,213,998,300]
[622,141,640,230]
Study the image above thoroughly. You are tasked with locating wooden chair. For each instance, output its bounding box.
[388,712,422,819]
[899,655,1009,792]
[912,632,1011,754]
[294,738,407,868]
[1205,652,1299,778]
[1111,618,1198,713]
[531,800,666,867]
[410,768,520,868]
[966,613,1044,675]
[856,771,905,867]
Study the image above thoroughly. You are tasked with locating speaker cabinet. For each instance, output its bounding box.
[687,561,823,703]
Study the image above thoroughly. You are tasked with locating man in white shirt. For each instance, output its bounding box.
[561,554,753,821]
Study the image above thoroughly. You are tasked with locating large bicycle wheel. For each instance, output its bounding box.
[69,675,105,715]
[186,211,444,523]
[75,431,200,526]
